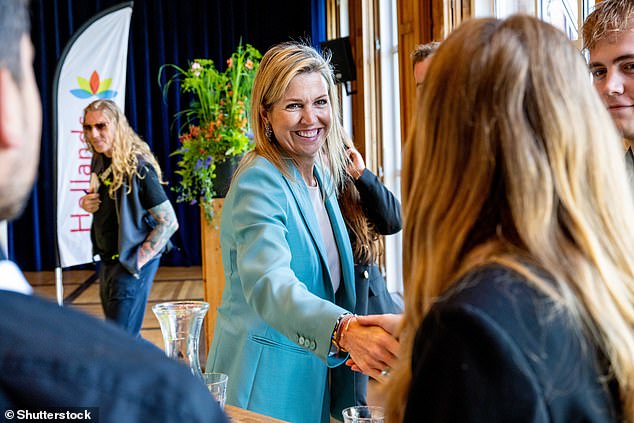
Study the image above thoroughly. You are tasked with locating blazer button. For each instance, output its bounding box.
[363,270,369,279]
[298,336,305,345]
[310,340,316,350]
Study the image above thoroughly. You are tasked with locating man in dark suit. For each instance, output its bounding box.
[0,1,226,421]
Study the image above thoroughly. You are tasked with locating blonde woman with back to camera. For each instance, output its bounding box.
[382,14,634,422]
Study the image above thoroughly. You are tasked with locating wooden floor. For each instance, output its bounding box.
[23,266,205,350]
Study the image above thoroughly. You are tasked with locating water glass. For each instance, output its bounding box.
[203,372,228,410]
[342,406,384,423]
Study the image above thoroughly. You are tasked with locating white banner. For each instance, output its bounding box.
[54,3,133,268]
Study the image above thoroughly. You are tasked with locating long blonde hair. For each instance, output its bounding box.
[244,41,348,195]
[83,100,164,198]
[387,15,634,421]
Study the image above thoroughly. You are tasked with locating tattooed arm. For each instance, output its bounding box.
[137,200,179,269]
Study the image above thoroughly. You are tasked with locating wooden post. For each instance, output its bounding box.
[200,199,225,356]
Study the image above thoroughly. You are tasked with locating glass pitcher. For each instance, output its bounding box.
[152,301,209,379]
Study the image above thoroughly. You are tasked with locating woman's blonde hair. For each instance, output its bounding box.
[83,100,164,198]
[245,41,348,194]
[387,15,634,421]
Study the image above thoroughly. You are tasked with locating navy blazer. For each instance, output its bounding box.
[331,168,403,412]
[404,265,620,422]
[0,290,226,423]
[350,168,402,315]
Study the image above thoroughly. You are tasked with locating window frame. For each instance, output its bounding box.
[472,0,595,47]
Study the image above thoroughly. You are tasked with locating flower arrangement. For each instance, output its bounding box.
[159,42,261,220]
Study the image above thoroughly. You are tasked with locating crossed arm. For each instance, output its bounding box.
[137,200,179,269]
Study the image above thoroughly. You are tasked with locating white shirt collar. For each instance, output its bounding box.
[0,260,33,295]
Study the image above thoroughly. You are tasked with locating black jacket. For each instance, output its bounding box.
[0,289,227,423]
[331,169,403,414]
[91,154,171,278]
[350,169,402,316]
[404,265,620,422]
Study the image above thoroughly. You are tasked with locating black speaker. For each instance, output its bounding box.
[321,37,356,83]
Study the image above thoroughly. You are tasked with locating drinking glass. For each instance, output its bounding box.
[342,406,384,423]
[203,372,228,410]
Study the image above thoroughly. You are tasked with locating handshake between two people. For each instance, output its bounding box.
[337,313,403,382]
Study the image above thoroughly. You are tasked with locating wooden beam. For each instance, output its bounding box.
[200,200,225,355]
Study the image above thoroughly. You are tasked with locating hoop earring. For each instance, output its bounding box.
[265,123,273,142]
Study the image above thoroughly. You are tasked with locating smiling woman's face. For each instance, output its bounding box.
[264,72,331,169]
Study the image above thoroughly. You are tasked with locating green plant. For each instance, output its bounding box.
[159,42,261,220]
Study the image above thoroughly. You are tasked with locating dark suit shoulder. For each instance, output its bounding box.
[354,169,402,235]
[0,291,227,423]
[404,265,619,422]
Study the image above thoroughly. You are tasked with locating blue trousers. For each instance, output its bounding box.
[99,256,160,336]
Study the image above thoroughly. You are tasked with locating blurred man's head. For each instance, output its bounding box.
[0,0,41,220]
[583,0,634,144]
[411,42,440,86]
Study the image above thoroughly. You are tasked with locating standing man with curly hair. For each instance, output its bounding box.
[80,99,178,336]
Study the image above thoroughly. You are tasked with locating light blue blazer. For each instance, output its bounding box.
[206,156,356,423]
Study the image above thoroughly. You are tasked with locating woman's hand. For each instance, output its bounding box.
[346,147,366,180]
[338,315,400,381]
[355,313,403,336]
[79,191,101,214]
[343,314,403,381]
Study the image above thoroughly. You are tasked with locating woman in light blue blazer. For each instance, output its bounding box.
[205,42,399,423]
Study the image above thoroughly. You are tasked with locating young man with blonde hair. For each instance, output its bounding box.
[583,0,634,149]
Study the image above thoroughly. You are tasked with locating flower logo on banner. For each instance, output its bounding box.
[70,70,117,99]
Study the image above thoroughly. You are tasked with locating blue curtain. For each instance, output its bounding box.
[12,0,326,271]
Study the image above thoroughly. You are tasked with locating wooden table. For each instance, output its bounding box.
[225,405,288,422]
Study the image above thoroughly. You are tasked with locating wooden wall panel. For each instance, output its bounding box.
[397,0,433,146]
[348,0,366,160]
[336,0,472,159]
[396,0,470,146]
